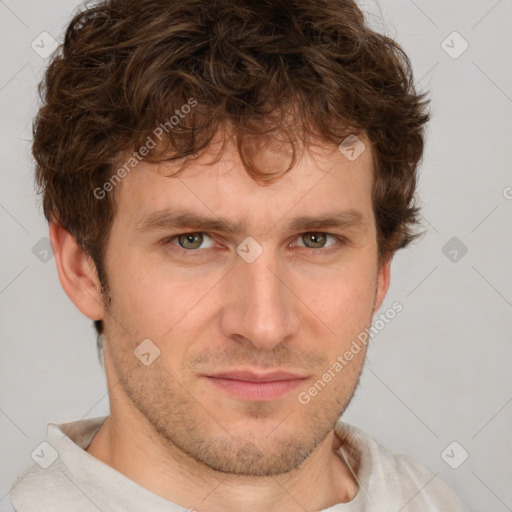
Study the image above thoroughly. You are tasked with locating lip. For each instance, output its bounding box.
[205,369,308,401]
[208,370,308,382]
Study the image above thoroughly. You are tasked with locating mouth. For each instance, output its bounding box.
[204,369,309,401]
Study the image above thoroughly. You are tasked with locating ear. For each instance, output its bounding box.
[372,255,391,314]
[49,220,105,322]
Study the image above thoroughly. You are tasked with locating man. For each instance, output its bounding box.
[9,0,463,510]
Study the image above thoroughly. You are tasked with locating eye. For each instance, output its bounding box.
[163,231,345,256]
[294,232,340,251]
[168,232,216,250]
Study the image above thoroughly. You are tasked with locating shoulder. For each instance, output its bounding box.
[335,421,463,512]
[9,459,99,512]
[389,452,463,511]
[9,416,109,512]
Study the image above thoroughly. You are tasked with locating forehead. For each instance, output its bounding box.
[112,134,375,235]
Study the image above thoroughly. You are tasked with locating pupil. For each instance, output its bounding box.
[180,233,201,248]
[308,232,324,247]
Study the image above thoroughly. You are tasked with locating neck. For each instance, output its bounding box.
[86,408,358,512]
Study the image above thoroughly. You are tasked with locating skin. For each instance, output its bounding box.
[50,130,391,512]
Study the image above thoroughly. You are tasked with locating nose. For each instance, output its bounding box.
[220,248,301,351]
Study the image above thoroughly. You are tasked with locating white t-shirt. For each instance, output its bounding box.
[8,416,462,511]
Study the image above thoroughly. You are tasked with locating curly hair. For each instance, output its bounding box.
[33,0,431,347]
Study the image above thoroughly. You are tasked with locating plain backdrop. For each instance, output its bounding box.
[1,1,511,511]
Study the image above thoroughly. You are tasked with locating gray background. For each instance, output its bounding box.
[1,1,511,511]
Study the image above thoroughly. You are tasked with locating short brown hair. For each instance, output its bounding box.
[33,0,430,346]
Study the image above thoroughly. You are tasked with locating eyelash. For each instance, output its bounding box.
[162,232,346,257]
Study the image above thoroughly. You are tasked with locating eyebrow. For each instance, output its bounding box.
[134,208,367,235]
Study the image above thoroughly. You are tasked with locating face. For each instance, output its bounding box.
[99,132,389,477]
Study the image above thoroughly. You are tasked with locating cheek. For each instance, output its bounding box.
[293,265,377,337]
[107,251,222,342]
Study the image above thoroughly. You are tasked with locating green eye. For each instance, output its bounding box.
[164,231,344,257]
[301,232,328,249]
[176,233,204,250]
[167,232,216,251]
